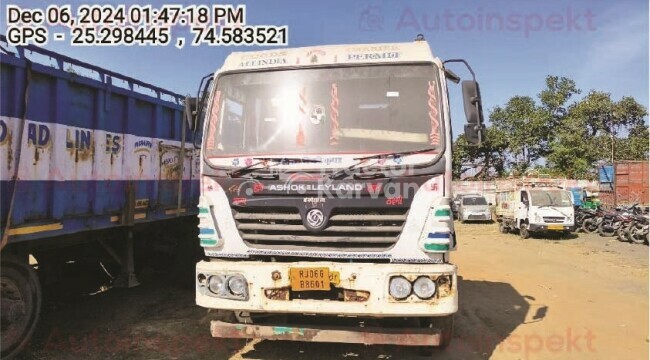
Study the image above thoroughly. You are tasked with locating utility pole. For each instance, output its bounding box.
[610,131,614,163]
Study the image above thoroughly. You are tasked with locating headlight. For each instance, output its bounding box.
[389,276,412,300]
[413,276,436,299]
[208,275,226,295]
[227,275,248,296]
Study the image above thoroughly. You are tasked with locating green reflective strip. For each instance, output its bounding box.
[200,239,218,247]
[424,243,449,251]
[199,208,210,214]
[434,208,451,217]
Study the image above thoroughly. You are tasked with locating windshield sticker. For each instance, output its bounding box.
[297,86,308,147]
[329,83,340,145]
[386,91,399,97]
[428,80,440,147]
[310,105,325,125]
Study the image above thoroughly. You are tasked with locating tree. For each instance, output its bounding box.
[538,76,580,125]
[452,127,508,180]
[548,91,648,174]
[489,96,551,173]
[614,124,650,161]
[453,75,648,179]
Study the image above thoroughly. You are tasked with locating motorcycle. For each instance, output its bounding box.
[616,213,636,242]
[625,214,649,245]
[579,207,601,233]
[598,204,642,238]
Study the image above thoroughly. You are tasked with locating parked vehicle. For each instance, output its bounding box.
[458,195,492,223]
[626,214,649,245]
[579,207,603,233]
[597,204,642,238]
[570,187,601,210]
[495,182,575,238]
[0,37,200,358]
[191,38,486,351]
[451,193,479,219]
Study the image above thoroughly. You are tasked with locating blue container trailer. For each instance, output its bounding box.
[0,36,200,357]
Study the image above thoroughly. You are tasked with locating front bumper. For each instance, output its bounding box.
[529,224,574,232]
[210,320,444,346]
[461,213,492,221]
[196,261,457,317]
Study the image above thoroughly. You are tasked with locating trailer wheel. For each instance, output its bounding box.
[1,255,42,359]
[519,224,530,239]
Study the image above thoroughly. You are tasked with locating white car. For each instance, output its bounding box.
[458,195,492,223]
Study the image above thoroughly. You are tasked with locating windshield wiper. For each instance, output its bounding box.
[229,157,321,178]
[329,147,437,180]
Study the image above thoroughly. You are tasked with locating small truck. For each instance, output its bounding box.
[495,180,575,238]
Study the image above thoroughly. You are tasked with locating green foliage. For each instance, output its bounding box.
[453,75,648,180]
[453,127,508,180]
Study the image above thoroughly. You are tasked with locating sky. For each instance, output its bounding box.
[2,0,649,134]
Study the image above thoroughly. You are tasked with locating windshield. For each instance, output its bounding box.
[529,190,573,207]
[462,197,488,206]
[204,64,443,161]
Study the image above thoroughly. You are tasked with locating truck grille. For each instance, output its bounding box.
[468,214,490,220]
[543,216,565,223]
[232,207,408,252]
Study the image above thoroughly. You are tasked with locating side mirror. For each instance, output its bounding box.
[462,80,485,145]
[488,203,493,206]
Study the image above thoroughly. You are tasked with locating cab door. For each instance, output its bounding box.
[516,190,530,226]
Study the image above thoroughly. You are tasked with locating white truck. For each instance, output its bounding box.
[495,180,575,238]
[189,37,485,351]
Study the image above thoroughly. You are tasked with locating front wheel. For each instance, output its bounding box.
[519,224,530,239]
[1,254,42,359]
[616,224,631,242]
[581,218,598,233]
[598,222,616,237]
[628,223,649,245]
[498,222,509,234]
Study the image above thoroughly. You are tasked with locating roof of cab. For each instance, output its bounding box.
[219,41,437,72]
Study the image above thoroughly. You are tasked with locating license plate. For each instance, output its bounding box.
[290,267,337,291]
[548,224,564,230]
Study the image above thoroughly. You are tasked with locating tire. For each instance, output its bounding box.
[581,218,598,233]
[1,254,42,359]
[598,222,616,237]
[419,315,454,355]
[616,224,631,242]
[498,222,508,234]
[628,223,649,245]
[519,224,530,239]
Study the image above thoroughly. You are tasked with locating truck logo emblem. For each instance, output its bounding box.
[305,208,326,230]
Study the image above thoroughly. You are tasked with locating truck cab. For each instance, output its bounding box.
[191,38,485,350]
[497,185,575,238]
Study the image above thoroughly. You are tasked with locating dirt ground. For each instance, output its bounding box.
[18,222,649,360]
